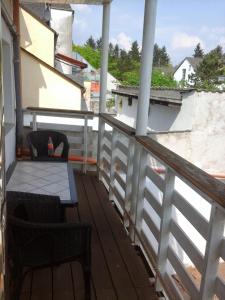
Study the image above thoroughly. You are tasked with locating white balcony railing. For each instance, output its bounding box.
[21,108,225,299]
[23,107,97,172]
[99,113,225,300]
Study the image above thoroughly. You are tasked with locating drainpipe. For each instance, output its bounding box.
[13,0,23,155]
[130,0,158,239]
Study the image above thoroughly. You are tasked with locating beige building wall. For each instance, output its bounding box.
[21,50,82,110]
[20,7,55,66]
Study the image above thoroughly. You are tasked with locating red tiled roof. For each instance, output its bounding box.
[55,53,87,69]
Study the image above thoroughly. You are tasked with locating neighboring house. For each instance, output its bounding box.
[19,4,85,110]
[113,85,225,173]
[173,57,202,85]
[73,51,119,112]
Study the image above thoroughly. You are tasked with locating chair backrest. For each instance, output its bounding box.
[6,191,62,223]
[27,130,69,161]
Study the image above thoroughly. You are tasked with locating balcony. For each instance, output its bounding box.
[10,107,225,300]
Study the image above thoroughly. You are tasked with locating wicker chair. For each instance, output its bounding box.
[7,191,91,300]
[27,130,69,161]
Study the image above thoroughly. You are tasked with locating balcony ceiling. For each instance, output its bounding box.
[20,0,112,4]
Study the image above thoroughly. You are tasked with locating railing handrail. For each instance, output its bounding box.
[136,135,225,208]
[99,114,225,209]
[24,107,95,118]
[100,113,135,136]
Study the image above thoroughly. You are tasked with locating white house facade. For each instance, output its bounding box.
[174,57,202,85]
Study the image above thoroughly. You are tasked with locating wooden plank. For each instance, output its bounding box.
[146,166,165,192]
[117,140,128,156]
[102,156,110,172]
[167,246,199,299]
[143,210,160,242]
[220,239,225,262]
[52,264,74,300]
[101,169,110,186]
[75,172,117,297]
[92,176,157,299]
[101,114,135,137]
[115,157,127,174]
[26,106,94,116]
[31,268,52,300]
[172,190,208,239]
[170,220,204,274]
[140,230,157,266]
[114,172,126,191]
[136,136,225,208]
[71,262,96,300]
[215,277,225,299]
[102,144,111,157]
[144,187,162,217]
[81,174,139,299]
[103,131,112,143]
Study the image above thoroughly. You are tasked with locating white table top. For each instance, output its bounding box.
[7,161,77,205]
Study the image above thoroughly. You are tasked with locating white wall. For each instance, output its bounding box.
[20,7,55,66]
[116,90,225,172]
[153,91,225,173]
[116,91,194,132]
[21,50,82,110]
[174,59,195,84]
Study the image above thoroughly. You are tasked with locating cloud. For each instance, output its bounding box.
[171,33,204,50]
[111,33,132,51]
[72,4,92,14]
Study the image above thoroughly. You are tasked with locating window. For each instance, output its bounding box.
[128,96,132,106]
[2,40,15,124]
[182,68,186,81]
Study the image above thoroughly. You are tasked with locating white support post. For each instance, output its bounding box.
[130,0,158,242]
[109,129,118,202]
[129,143,141,242]
[32,112,37,131]
[98,3,110,179]
[99,2,110,113]
[83,116,88,174]
[124,136,135,227]
[134,148,147,244]
[97,118,105,180]
[136,0,158,135]
[199,204,225,299]
[156,168,175,291]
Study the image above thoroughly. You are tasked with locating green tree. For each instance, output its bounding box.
[96,37,102,50]
[193,43,204,58]
[73,44,100,69]
[151,70,177,88]
[194,45,225,84]
[129,41,140,62]
[113,44,120,59]
[85,36,96,49]
[153,44,170,67]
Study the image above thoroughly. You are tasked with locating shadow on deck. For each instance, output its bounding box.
[20,172,158,300]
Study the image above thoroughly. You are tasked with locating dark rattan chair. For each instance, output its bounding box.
[7,191,91,300]
[27,130,69,161]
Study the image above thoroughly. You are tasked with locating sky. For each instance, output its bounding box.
[71,0,225,66]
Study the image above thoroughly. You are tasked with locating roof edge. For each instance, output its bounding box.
[20,4,58,36]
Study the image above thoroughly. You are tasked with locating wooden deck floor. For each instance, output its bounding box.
[19,172,158,300]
